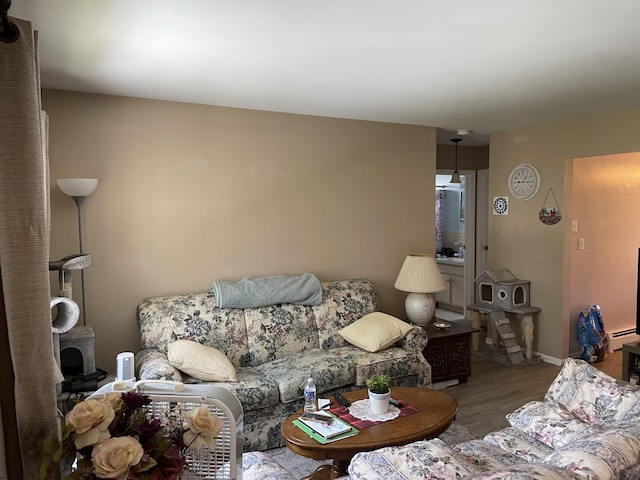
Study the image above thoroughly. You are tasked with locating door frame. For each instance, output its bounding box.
[435,169,488,317]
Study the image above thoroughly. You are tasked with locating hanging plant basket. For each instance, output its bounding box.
[538,187,562,225]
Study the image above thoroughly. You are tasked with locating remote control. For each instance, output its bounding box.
[333,392,351,407]
[389,398,403,408]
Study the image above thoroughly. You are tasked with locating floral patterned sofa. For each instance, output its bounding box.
[347,357,640,480]
[135,278,431,452]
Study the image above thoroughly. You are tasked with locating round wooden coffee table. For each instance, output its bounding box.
[281,386,458,480]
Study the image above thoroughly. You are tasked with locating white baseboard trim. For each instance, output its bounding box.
[536,352,562,366]
[432,379,459,390]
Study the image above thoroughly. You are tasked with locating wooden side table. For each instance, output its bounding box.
[622,341,640,383]
[423,321,479,383]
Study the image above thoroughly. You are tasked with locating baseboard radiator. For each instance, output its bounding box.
[607,328,640,352]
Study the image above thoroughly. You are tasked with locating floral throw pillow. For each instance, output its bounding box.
[467,463,583,480]
[542,426,640,480]
[544,357,640,424]
[348,439,481,480]
[506,400,603,449]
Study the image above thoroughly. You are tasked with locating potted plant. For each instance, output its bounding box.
[366,373,391,414]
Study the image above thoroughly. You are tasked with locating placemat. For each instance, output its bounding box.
[329,397,420,430]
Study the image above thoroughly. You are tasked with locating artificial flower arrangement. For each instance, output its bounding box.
[41,390,223,480]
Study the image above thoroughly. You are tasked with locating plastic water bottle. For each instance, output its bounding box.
[303,377,317,413]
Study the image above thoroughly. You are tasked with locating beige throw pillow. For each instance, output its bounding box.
[339,312,413,352]
[167,340,237,382]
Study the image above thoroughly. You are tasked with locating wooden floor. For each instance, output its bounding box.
[446,349,623,437]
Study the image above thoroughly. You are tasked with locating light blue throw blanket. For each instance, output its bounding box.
[211,273,323,309]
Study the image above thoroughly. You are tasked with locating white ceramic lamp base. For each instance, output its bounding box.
[404,292,436,326]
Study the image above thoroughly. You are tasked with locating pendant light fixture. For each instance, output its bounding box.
[450,138,462,184]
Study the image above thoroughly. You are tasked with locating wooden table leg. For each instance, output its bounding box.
[331,459,350,478]
[302,459,350,480]
[302,464,331,480]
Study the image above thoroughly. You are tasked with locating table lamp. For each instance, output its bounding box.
[394,253,446,325]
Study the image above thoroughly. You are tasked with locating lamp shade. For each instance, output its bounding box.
[57,178,98,197]
[394,253,446,293]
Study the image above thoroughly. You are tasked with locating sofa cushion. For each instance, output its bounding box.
[167,340,237,381]
[483,427,554,463]
[254,348,355,403]
[466,463,583,480]
[313,279,379,350]
[545,357,640,424]
[506,400,603,449]
[453,439,524,472]
[137,292,251,367]
[338,312,413,352]
[208,366,280,411]
[331,343,429,387]
[348,439,482,480]
[541,426,640,480]
[242,452,296,480]
[244,303,319,366]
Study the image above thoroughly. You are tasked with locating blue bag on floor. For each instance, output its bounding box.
[578,305,608,363]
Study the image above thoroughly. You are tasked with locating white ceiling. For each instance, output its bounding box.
[9,1,640,146]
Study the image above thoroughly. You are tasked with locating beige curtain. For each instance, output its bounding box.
[0,18,61,480]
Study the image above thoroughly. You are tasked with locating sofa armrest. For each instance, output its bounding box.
[136,348,183,382]
[398,325,428,354]
[400,325,432,387]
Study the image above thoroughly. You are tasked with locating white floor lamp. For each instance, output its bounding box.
[57,178,98,325]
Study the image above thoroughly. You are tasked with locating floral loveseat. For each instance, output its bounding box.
[135,278,431,451]
[347,357,640,480]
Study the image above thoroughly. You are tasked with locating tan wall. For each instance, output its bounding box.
[43,89,438,372]
[489,107,640,360]
[568,153,640,355]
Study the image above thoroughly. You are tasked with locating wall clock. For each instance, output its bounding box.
[508,163,541,200]
[493,196,509,215]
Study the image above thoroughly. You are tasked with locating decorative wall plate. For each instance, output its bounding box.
[493,196,509,215]
[539,187,562,225]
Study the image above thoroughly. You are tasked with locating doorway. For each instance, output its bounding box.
[435,170,488,317]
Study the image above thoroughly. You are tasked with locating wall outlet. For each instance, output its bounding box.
[571,220,578,232]
[578,238,585,250]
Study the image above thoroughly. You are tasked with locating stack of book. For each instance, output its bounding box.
[293,411,358,444]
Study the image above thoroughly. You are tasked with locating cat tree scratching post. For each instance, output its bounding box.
[49,254,95,378]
